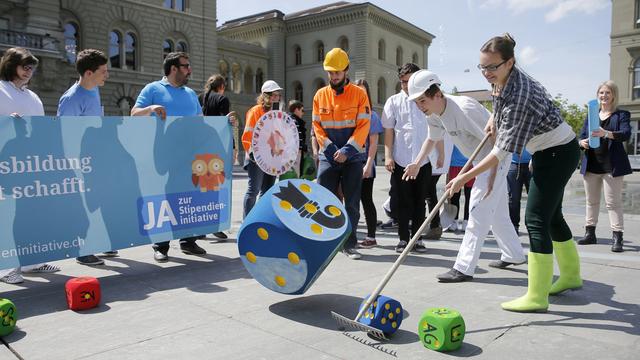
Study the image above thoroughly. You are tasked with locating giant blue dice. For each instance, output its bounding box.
[357,294,404,336]
[238,179,350,294]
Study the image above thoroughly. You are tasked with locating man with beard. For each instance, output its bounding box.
[312,48,370,259]
[131,52,206,262]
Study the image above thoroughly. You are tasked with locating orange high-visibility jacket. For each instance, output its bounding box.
[312,82,370,162]
[241,104,266,154]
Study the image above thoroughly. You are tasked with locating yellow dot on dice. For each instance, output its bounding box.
[373,301,378,307]
[257,228,269,240]
[275,276,286,287]
[246,252,257,263]
[388,313,394,319]
[392,321,397,328]
[304,203,317,214]
[328,206,341,216]
[288,252,300,265]
[453,330,460,337]
[381,318,387,324]
[280,200,292,211]
[364,312,369,318]
[435,340,440,347]
[395,307,401,314]
[84,294,91,299]
[311,224,323,234]
[422,321,428,329]
[385,304,390,310]
[300,184,312,193]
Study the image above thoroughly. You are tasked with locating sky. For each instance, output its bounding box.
[217,0,611,106]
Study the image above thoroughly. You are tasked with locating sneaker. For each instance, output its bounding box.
[154,250,169,262]
[100,251,119,257]
[488,260,526,269]
[436,268,473,283]
[424,226,443,240]
[76,255,105,266]
[358,237,377,249]
[380,219,398,229]
[444,221,458,232]
[460,220,468,232]
[412,240,427,253]
[213,232,228,239]
[0,269,23,284]
[22,263,60,273]
[395,240,408,253]
[180,242,207,255]
[341,247,362,260]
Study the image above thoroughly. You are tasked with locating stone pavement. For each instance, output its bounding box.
[0,167,638,360]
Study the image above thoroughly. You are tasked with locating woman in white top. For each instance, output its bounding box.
[0,47,60,284]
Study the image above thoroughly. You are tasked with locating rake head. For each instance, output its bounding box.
[331,311,387,340]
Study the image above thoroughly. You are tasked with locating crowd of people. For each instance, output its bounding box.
[0,33,633,312]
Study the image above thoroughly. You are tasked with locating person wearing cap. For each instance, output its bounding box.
[241,79,283,217]
[312,48,370,260]
[405,69,526,283]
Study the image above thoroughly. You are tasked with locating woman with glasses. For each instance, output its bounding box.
[577,81,631,252]
[0,47,60,283]
[241,80,283,217]
[447,33,581,312]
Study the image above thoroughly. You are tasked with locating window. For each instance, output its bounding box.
[164,0,186,11]
[219,60,229,84]
[163,39,174,59]
[255,68,264,93]
[294,82,303,101]
[109,31,121,68]
[377,77,386,104]
[412,52,419,64]
[636,0,640,28]
[244,67,253,94]
[63,22,79,63]
[396,46,403,66]
[0,18,8,30]
[338,36,349,52]
[378,39,385,61]
[294,45,302,65]
[634,58,640,100]
[232,63,242,94]
[176,41,188,53]
[316,41,324,63]
[125,32,136,70]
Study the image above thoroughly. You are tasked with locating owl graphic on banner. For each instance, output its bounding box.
[191,154,225,192]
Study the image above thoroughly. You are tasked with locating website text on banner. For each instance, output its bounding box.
[0,115,232,270]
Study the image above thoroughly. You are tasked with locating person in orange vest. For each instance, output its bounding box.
[312,48,370,259]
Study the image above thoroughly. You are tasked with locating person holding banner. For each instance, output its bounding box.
[313,48,370,260]
[0,47,60,283]
[131,52,207,262]
[577,81,631,252]
[241,80,283,217]
[447,34,581,312]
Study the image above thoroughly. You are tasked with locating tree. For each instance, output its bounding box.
[553,94,586,135]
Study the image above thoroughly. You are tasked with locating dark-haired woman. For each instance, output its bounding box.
[446,34,581,312]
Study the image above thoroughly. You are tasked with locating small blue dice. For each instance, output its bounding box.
[357,294,403,336]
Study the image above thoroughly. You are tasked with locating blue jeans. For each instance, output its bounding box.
[507,162,531,230]
[317,159,363,249]
[243,160,275,218]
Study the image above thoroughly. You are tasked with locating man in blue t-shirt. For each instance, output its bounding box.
[507,150,532,233]
[131,52,205,263]
[57,49,114,266]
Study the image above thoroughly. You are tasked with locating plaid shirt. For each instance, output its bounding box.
[493,67,564,154]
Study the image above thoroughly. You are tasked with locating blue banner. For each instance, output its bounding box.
[587,99,600,149]
[0,116,232,269]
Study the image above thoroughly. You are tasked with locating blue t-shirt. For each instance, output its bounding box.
[512,149,531,164]
[57,82,103,116]
[134,78,202,116]
[450,145,468,167]
[364,110,384,178]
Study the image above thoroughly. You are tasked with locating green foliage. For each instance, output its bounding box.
[553,94,586,135]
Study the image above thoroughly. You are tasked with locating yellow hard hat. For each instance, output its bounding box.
[323,48,349,72]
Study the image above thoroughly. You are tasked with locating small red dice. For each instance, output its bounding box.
[65,277,101,310]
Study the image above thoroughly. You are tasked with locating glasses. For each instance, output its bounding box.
[22,65,36,72]
[477,59,508,72]
[177,63,191,69]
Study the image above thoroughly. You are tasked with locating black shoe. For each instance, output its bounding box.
[76,255,105,266]
[395,240,408,253]
[99,250,119,257]
[213,232,228,239]
[437,268,473,283]
[577,226,597,245]
[180,243,206,255]
[488,259,526,269]
[612,231,624,252]
[412,241,427,253]
[153,250,169,262]
[380,219,398,229]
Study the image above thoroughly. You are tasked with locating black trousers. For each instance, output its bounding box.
[450,186,472,220]
[391,163,431,241]
[361,177,377,238]
[153,237,198,253]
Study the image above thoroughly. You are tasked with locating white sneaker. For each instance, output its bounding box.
[460,220,468,232]
[444,221,458,232]
[341,248,362,260]
[0,269,24,284]
[22,263,60,273]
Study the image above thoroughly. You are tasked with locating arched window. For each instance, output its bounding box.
[314,78,326,92]
[412,52,419,64]
[163,39,174,59]
[176,40,188,53]
[634,58,640,99]
[396,46,403,66]
[395,82,402,94]
[377,77,387,104]
[219,60,229,84]
[378,39,386,61]
[316,41,325,63]
[294,82,303,101]
[338,36,349,52]
[244,67,253,94]
[255,68,264,93]
[63,22,79,63]
[294,45,302,65]
[125,32,136,70]
[109,30,121,68]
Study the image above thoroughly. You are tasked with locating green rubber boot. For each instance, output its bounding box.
[501,252,553,313]
[549,240,582,295]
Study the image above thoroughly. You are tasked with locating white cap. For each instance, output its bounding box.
[407,70,442,101]
[261,80,283,93]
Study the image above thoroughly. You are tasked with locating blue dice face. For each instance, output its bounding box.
[358,295,403,335]
[238,179,349,294]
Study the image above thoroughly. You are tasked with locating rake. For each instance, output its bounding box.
[331,134,491,340]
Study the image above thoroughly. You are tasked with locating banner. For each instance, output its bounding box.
[0,116,232,269]
[587,99,600,149]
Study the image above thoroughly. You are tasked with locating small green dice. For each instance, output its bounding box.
[0,299,17,337]
[418,307,465,352]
